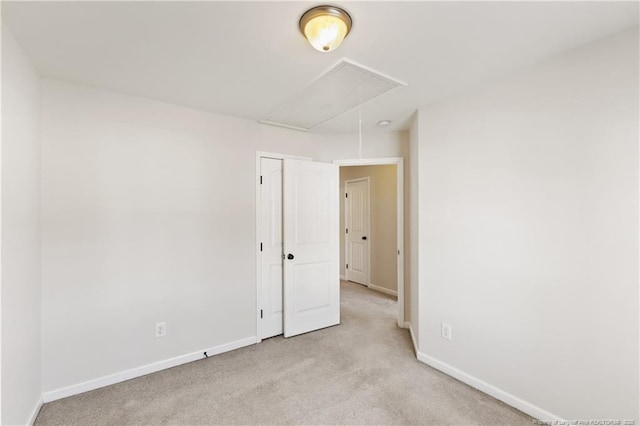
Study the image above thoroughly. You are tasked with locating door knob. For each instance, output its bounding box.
[287,253,295,260]
[362,236,367,240]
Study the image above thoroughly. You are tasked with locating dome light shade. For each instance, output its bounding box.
[299,6,352,52]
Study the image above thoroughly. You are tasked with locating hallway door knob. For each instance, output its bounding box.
[362,236,367,240]
[287,253,294,260]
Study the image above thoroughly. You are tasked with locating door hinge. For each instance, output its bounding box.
[260,175,263,184]
[398,250,400,255]
[260,243,263,252]
[346,228,349,234]
[346,264,349,269]
[260,309,263,319]
[345,193,348,198]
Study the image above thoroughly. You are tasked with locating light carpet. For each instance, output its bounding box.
[35,281,532,425]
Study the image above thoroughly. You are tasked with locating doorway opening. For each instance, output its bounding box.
[255,152,340,343]
[335,158,404,328]
[255,153,404,344]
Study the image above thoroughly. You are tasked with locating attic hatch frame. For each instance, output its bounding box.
[259,58,407,132]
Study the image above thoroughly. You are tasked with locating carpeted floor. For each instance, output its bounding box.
[35,281,532,425]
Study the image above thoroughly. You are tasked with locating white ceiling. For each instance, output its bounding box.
[3,1,638,134]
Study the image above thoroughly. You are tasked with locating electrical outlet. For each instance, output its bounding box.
[441,323,452,341]
[155,322,166,338]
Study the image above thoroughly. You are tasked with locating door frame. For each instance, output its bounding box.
[255,151,311,343]
[344,177,371,286]
[334,157,405,328]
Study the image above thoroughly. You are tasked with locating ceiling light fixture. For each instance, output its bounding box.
[377,120,392,127]
[299,5,352,52]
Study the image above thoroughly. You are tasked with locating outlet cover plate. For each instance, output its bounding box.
[155,322,167,338]
[441,323,452,341]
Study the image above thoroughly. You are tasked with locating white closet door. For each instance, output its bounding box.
[260,158,283,339]
[282,159,339,338]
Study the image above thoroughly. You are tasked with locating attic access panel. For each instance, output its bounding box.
[261,59,406,131]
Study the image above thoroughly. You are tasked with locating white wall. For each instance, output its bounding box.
[408,115,419,346]
[317,131,409,163]
[1,25,42,425]
[39,79,409,396]
[339,165,397,293]
[416,28,638,421]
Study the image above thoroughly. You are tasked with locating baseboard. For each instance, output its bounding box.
[340,275,346,281]
[416,352,563,422]
[28,396,44,425]
[368,283,398,297]
[42,336,256,403]
[403,321,418,355]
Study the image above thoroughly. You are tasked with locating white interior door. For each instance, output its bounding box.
[259,158,283,339]
[283,159,339,338]
[345,178,370,285]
